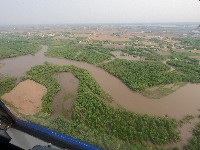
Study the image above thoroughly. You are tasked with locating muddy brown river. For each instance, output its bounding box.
[0,45,200,119]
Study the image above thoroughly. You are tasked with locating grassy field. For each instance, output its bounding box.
[0,76,16,97]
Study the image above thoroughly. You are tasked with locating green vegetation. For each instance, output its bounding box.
[99,50,200,93]
[1,31,200,149]
[184,122,200,149]
[45,45,111,64]
[130,36,145,42]
[121,46,149,56]
[0,77,16,97]
[167,60,200,83]
[141,83,185,99]
[170,50,200,60]
[22,63,179,149]
[0,33,41,59]
[179,115,195,126]
[99,59,182,91]
[121,46,165,61]
[142,86,175,99]
[25,115,159,150]
[179,37,200,50]
[148,38,166,45]
[44,37,184,98]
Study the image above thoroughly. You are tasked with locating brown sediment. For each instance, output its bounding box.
[1,80,47,115]
[52,73,79,119]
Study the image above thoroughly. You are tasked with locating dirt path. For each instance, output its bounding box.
[1,80,47,115]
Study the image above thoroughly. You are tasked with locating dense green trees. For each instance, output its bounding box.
[167,60,200,83]
[45,37,114,64]
[99,59,182,91]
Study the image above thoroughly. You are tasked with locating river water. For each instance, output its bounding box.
[1,45,200,119]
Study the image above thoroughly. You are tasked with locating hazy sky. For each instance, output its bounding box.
[0,0,200,25]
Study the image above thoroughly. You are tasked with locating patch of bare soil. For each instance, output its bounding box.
[52,73,79,119]
[1,80,47,115]
[190,50,200,54]
[189,56,200,60]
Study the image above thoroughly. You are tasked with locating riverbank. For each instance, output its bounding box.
[0,45,200,119]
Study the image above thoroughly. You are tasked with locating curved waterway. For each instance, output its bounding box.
[1,45,200,119]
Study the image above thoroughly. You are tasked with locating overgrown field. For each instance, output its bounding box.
[45,45,111,64]
[184,122,200,149]
[121,46,165,61]
[0,76,16,97]
[0,33,41,59]
[22,63,180,149]
[99,59,183,91]
[167,59,200,83]
[179,37,200,50]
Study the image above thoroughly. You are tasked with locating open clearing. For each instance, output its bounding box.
[1,79,47,115]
